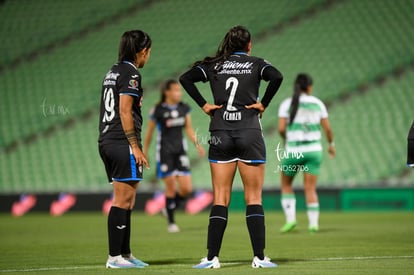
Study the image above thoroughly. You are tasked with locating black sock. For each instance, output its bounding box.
[246,204,265,260]
[175,192,185,208]
[108,206,128,256]
[166,197,176,224]
[121,209,131,256]
[207,205,228,260]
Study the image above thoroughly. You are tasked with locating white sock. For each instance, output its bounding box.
[307,203,319,227]
[281,194,296,223]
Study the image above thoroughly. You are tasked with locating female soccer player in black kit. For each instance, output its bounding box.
[143,79,206,233]
[98,30,151,269]
[180,25,283,268]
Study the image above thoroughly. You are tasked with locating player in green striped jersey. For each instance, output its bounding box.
[277,73,335,233]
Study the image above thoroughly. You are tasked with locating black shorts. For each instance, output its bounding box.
[99,143,143,183]
[157,150,190,178]
[208,129,266,163]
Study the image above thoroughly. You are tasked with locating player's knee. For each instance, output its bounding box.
[244,191,262,205]
[180,186,192,197]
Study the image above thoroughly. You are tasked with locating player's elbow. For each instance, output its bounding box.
[179,73,191,87]
[278,127,286,138]
[263,66,283,83]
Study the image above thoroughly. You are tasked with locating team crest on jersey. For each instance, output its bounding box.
[128,79,139,90]
[171,110,179,118]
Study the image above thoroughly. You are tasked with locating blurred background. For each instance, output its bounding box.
[0,0,413,212]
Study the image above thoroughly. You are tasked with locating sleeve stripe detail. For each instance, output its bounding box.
[196,66,207,81]
[120,92,139,97]
[260,64,272,78]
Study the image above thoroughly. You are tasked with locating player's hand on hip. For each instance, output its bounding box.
[132,146,150,169]
[202,103,222,116]
[245,102,265,118]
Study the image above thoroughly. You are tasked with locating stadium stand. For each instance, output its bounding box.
[0,0,142,66]
[1,0,413,193]
[0,0,326,148]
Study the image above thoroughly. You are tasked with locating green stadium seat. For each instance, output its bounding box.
[1,0,413,193]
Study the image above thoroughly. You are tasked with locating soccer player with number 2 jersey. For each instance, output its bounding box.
[180,25,283,268]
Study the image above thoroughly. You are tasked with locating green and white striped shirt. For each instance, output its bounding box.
[278,94,328,153]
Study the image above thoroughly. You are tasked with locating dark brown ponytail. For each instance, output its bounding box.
[289,73,313,125]
[193,25,251,68]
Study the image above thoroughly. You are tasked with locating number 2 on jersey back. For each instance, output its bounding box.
[225,77,239,111]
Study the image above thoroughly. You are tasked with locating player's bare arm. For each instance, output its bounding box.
[120,94,149,168]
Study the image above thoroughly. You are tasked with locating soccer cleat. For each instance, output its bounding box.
[168,223,180,233]
[280,221,297,233]
[123,254,149,267]
[193,257,220,269]
[106,255,142,268]
[308,225,319,233]
[252,256,278,268]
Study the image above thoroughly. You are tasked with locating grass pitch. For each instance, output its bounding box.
[0,211,413,274]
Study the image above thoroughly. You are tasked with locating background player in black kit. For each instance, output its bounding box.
[143,79,206,233]
[180,25,283,268]
[98,30,151,269]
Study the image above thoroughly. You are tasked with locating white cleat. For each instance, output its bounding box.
[123,254,149,267]
[252,256,278,268]
[168,223,180,233]
[193,256,220,269]
[106,255,142,268]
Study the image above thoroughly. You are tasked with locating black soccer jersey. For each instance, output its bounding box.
[98,61,143,145]
[150,102,190,154]
[197,52,273,131]
[409,121,414,140]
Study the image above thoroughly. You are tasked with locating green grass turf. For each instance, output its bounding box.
[0,211,413,274]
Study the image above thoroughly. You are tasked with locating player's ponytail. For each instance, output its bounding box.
[118,30,152,63]
[193,25,251,69]
[289,73,313,125]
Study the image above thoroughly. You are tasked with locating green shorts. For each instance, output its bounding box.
[279,150,323,177]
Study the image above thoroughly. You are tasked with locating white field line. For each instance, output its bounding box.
[304,255,414,261]
[0,265,103,273]
[1,256,413,272]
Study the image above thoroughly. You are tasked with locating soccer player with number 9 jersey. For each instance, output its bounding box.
[98,30,151,269]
